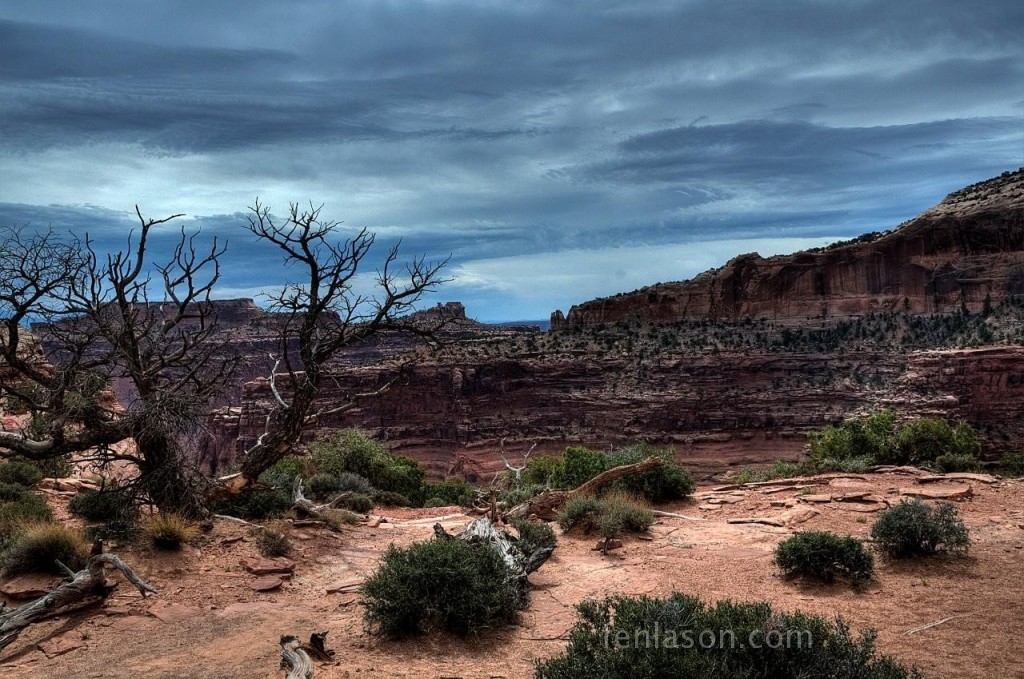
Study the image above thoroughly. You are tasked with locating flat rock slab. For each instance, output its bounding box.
[326,578,364,594]
[780,507,820,526]
[917,473,997,484]
[799,494,833,503]
[727,517,786,527]
[242,557,296,575]
[697,503,722,511]
[38,634,84,659]
[840,503,885,513]
[0,573,61,599]
[900,485,974,501]
[147,601,199,624]
[250,576,284,592]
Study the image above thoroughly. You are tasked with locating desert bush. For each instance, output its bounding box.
[209,488,292,520]
[551,447,608,489]
[361,537,519,637]
[310,428,425,503]
[143,513,197,550]
[322,508,362,526]
[812,455,874,474]
[67,489,136,523]
[607,445,694,501]
[774,531,874,586]
[424,497,446,508]
[1,521,87,575]
[871,500,970,558]
[535,594,923,678]
[522,455,561,485]
[0,485,53,544]
[997,451,1024,477]
[372,490,413,507]
[599,491,653,533]
[557,495,602,532]
[337,493,374,514]
[256,528,291,557]
[511,519,556,557]
[500,483,546,507]
[0,460,44,487]
[931,452,981,473]
[422,479,476,507]
[809,411,982,469]
[306,473,345,501]
[260,455,309,489]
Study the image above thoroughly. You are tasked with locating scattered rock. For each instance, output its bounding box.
[220,536,244,545]
[799,494,833,503]
[250,576,283,592]
[366,516,382,528]
[727,517,786,527]
[241,557,295,576]
[779,507,820,526]
[594,538,623,551]
[38,634,84,658]
[0,573,61,599]
[697,503,721,511]
[900,485,974,501]
[326,579,364,594]
[147,601,198,624]
[917,473,998,484]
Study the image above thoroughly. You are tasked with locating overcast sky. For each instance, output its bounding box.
[1,1,1022,321]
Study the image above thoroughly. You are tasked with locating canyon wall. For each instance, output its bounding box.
[208,345,1024,480]
[552,169,1024,329]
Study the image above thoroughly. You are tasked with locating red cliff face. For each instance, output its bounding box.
[212,345,1024,480]
[552,169,1024,329]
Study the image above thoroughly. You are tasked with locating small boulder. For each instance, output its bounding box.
[250,576,283,592]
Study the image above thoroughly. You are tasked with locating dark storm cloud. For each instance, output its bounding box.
[1,0,1022,319]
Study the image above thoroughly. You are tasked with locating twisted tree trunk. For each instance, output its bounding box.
[0,552,158,651]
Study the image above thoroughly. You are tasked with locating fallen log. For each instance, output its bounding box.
[291,478,358,531]
[279,631,335,678]
[505,457,663,521]
[651,510,706,522]
[0,551,157,651]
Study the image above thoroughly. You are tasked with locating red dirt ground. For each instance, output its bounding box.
[2,471,1022,678]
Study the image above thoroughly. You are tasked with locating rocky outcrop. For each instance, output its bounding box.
[552,169,1024,329]
[210,345,1024,480]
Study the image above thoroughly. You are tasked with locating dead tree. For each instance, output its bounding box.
[0,214,236,515]
[505,456,663,521]
[499,438,538,485]
[279,631,334,678]
[434,516,555,605]
[0,551,157,651]
[221,201,449,493]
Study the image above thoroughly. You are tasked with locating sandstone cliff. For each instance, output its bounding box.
[552,169,1024,329]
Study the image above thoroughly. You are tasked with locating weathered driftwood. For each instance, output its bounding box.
[435,517,555,604]
[280,635,313,679]
[0,553,158,651]
[279,631,335,678]
[505,457,663,521]
[651,510,706,522]
[291,478,357,531]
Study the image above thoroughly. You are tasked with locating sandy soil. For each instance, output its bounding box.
[2,472,1022,678]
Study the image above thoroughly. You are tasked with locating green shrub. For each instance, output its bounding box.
[607,445,694,501]
[774,531,874,586]
[259,455,309,489]
[551,447,608,489]
[871,500,970,558]
[310,429,425,504]
[143,513,196,551]
[997,452,1024,477]
[334,471,374,494]
[511,519,557,557]
[500,483,546,507]
[0,486,53,544]
[256,528,291,557]
[337,492,374,514]
[209,488,292,520]
[361,537,519,637]
[599,491,654,533]
[0,460,44,487]
[812,455,874,474]
[67,489,136,523]
[809,411,982,469]
[424,497,446,508]
[931,452,981,473]
[557,495,601,532]
[535,594,923,678]
[307,473,344,501]
[522,455,561,485]
[1,521,87,575]
[373,490,413,507]
[422,478,477,507]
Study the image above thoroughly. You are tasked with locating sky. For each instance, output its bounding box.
[1,1,1022,322]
